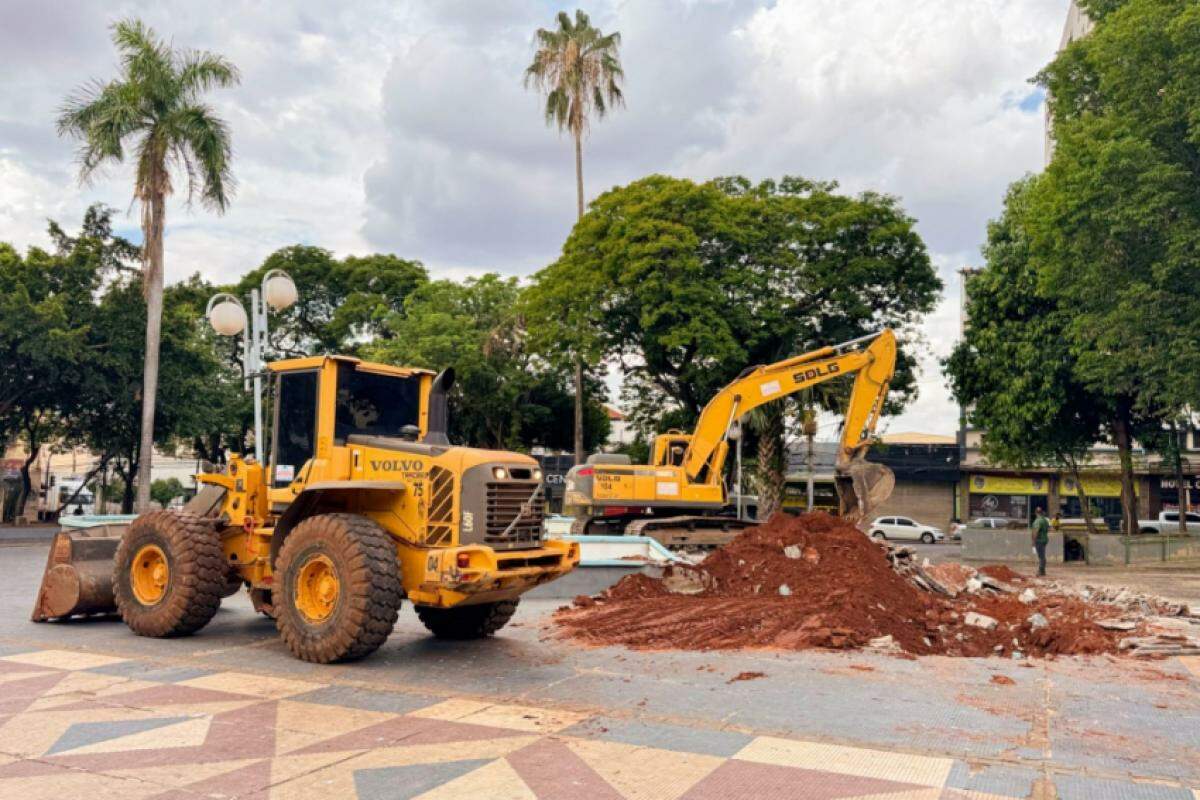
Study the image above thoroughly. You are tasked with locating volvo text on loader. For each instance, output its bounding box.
[32,355,579,663]
[562,330,898,546]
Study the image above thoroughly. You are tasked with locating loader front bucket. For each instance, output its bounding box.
[836,458,895,525]
[30,524,125,621]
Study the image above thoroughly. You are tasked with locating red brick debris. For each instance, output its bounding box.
[555,512,1184,658]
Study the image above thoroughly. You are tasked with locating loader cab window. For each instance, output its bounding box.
[272,370,319,488]
[334,363,421,444]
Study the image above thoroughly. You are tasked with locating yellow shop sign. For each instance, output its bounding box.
[968,475,1048,495]
[1060,475,1128,498]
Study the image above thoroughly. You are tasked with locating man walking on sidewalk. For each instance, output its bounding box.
[1032,507,1050,576]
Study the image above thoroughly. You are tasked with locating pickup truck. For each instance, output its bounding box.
[1136,511,1200,534]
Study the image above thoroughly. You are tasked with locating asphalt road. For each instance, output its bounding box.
[1,540,1198,799]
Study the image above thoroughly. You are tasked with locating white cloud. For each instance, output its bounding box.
[0,0,1067,433]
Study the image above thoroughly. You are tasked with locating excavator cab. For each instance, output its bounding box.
[652,432,692,467]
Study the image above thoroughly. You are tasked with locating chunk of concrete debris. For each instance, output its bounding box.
[965,578,983,594]
[1019,588,1037,604]
[979,575,1014,593]
[1096,618,1136,632]
[778,584,792,597]
[783,545,802,559]
[1027,613,1048,629]
[965,612,999,631]
[868,634,897,649]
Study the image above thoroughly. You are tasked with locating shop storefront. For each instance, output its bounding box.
[1059,474,1126,520]
[1159,476,1200,512]
[967,474,1049,524]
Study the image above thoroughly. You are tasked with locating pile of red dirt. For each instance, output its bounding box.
[555,513,1135,658]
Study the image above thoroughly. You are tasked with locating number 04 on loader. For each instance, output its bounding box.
[33,355,580,663]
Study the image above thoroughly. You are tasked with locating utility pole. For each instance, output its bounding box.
[802,406,817,512]
[731,420,744,521]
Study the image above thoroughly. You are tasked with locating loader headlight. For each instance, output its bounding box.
[492,467,508,480]
[533,468,543,481]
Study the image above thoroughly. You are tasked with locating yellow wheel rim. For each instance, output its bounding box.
[131,544,169,606]
[295,554,339,623]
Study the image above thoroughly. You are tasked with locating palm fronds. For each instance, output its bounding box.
[524,9,624,138]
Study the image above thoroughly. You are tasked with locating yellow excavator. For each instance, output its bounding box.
[562,330,897,544]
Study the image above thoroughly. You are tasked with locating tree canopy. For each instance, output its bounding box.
[368,274,609,452]
[950,0,1200,532]
[236,246,428,357]
[525,175,941,433]
[0,206,242,514]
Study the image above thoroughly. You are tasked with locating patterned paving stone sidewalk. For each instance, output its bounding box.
[1,644,1197,799]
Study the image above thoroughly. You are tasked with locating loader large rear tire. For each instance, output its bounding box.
[275,514,402,663]
[416,599,519,640]
[115,511,225,638]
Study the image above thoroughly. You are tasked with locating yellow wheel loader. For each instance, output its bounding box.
[562,330,898,546]
[32,355,579,663]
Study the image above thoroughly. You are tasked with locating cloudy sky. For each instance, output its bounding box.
[0,0,1068,436]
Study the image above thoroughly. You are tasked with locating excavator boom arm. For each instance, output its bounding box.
[682,329,897,482]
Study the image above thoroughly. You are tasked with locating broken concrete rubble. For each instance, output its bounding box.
[556,513,1200,658]
[965,612,999,631]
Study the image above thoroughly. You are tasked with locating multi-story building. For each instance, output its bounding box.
[1044,0,1094,164]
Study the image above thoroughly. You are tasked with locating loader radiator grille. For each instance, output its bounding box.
[484,482,544,546]
[425,466,454,546]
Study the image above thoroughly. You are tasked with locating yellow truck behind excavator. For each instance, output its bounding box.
[562,330,898,544]
[33,354,579,663]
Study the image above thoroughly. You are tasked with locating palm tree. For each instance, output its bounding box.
[58,19,238,510]
[525,9,624,464]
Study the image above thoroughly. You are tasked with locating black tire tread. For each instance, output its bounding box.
[115,510,225,638]
[415,599,519,640]
[275,513,402,663]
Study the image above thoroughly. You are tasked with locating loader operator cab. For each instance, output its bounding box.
[266,356,437,490]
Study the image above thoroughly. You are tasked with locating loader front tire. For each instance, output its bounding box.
[275,514,402,663]
[115,511,225,638]
[416,599,519,640]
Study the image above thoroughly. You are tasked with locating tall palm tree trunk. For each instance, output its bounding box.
[573,130,585,464]
[135,189,165,511]
[755,404,786,520]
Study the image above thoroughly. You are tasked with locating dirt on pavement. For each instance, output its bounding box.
[555,513,1177,658]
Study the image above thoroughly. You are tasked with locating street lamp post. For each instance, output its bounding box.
[205,270,298,464]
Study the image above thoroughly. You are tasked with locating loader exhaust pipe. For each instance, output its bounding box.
[423,368,454,445]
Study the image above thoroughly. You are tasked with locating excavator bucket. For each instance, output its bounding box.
[836,458,895,525]
[30,485,228,622]
[30,524,124,621]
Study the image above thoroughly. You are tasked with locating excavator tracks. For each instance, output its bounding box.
[627,516,751,549]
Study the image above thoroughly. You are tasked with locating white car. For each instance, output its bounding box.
[1137,511,1200,534]
[869,516,945,544]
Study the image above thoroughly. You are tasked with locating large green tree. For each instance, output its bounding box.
[58,18,238,510]
[236,246,428,357]
[0,206,126,517]
[368,275,609,452]
[1,206,236,516]
[526,174,939,442]
[78,274,239,512]
[525,8,625,463]
[1025,0,1200,532]
[946,178,1110,533]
